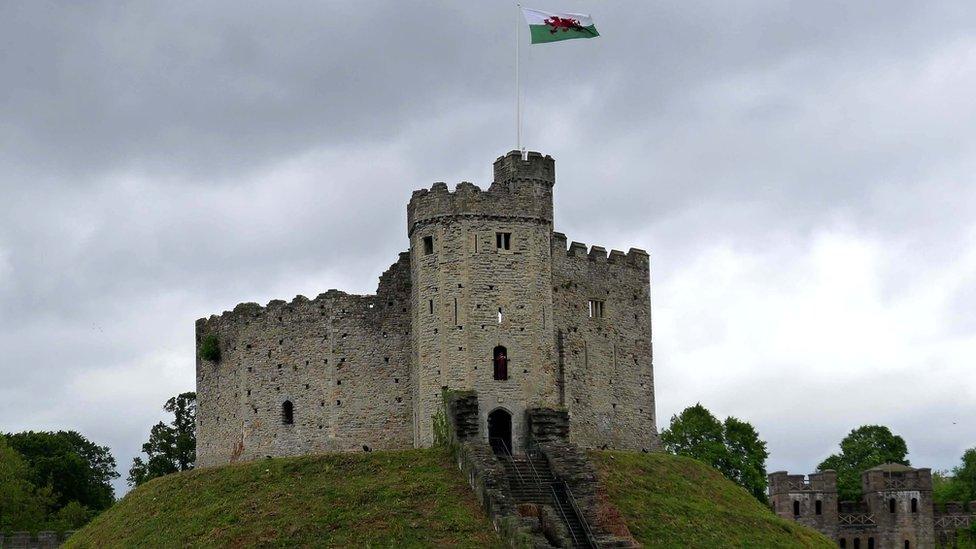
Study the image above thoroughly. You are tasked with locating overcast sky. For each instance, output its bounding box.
[2,1,975,497]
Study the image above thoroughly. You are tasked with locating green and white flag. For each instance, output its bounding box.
[522,8,599,44]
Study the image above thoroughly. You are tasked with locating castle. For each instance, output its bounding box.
[195,150,661,467]
[770,464,975,548]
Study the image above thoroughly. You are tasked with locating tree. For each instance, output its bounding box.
[952,448,976,502]
[817,425,909,502]
[5,430,119,512]
[0,435,55,532]
[128,392,197,486]
[661,404,770,501]
[933,448,976,505]
[722,417,771,502]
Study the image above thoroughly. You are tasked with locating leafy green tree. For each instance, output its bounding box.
[5,431,119,512]
[952,448,976,502]
[128,392,196,486]
[817,425,909,501]
[661,404,726,464]
[722,417,770,502]
[661,404,770,501]
[0,435,56,532]
[933,448,976,505]
[48,500,95,530]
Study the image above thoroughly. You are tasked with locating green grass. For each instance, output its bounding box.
[592,451,834,548]
[66,448,502,548]
[68,448,836,548]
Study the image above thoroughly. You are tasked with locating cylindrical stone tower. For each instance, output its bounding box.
[407,151,559,451]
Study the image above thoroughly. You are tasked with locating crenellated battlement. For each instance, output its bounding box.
[768,470,838,494]
[406,151,554,236]
[861,465,932,493]
[197,252,411,330]
[492,150,555,186]
[552,232,649,270]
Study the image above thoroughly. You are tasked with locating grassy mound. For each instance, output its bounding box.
[69,448,832,548]
[592,451,833,548]
[66,448,501,548]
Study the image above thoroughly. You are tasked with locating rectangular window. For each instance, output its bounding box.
[588,300,605,319]
[496,232,511,250]
[423,236,434,255]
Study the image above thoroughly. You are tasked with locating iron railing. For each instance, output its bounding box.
[563,481,598,548]
[489,437,524,485]
[528,441,597,549]
[549,483,584,547]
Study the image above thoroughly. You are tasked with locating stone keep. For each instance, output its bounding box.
[196,151,661,467]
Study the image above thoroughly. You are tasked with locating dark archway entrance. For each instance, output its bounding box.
[488,408,512,455]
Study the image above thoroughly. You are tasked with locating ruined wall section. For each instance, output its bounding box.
[551,232,660,452]
[407,151,559,450]
[195,253,413,467]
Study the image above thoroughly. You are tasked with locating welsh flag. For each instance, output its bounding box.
[522,8,599,44]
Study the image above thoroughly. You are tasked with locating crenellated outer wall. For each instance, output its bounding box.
[195,253,414,467]
[551,233,661,452]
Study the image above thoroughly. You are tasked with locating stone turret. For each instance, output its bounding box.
[408,151,559,450]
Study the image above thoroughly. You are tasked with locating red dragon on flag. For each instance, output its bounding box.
[543,15,597,36]
[523,8,600,44]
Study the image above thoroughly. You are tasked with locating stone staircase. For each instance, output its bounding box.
[444,393,638,548]
[500,452,593,548]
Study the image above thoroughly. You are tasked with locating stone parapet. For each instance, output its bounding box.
[526,408,570,444]
[406,151,555,237]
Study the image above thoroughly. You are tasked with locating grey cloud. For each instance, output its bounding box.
[2,0,975,496]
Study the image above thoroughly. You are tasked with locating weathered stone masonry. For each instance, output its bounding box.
[196,150,661,467]
[771,464,976,548]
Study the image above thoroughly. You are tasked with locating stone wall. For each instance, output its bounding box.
[195,253,413,467]
[0,531,72,549]
[551,232,660,452]
[407,151,560,451]
[861,468,935,549]
[771,467,943,549]
[768,470,839,540]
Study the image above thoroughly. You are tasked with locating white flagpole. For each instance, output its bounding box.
[515,2,522,154]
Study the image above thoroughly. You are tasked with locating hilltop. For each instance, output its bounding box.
[66,448,831,548]
[592,451,832,547]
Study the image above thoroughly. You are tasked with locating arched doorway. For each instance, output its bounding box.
[488,408,512,455]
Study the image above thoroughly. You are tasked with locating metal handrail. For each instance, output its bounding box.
[522,449,543,485]
[550,483,583,547]
[563,482,598,548]
[528,441,597,548]
[489,437,524,485]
